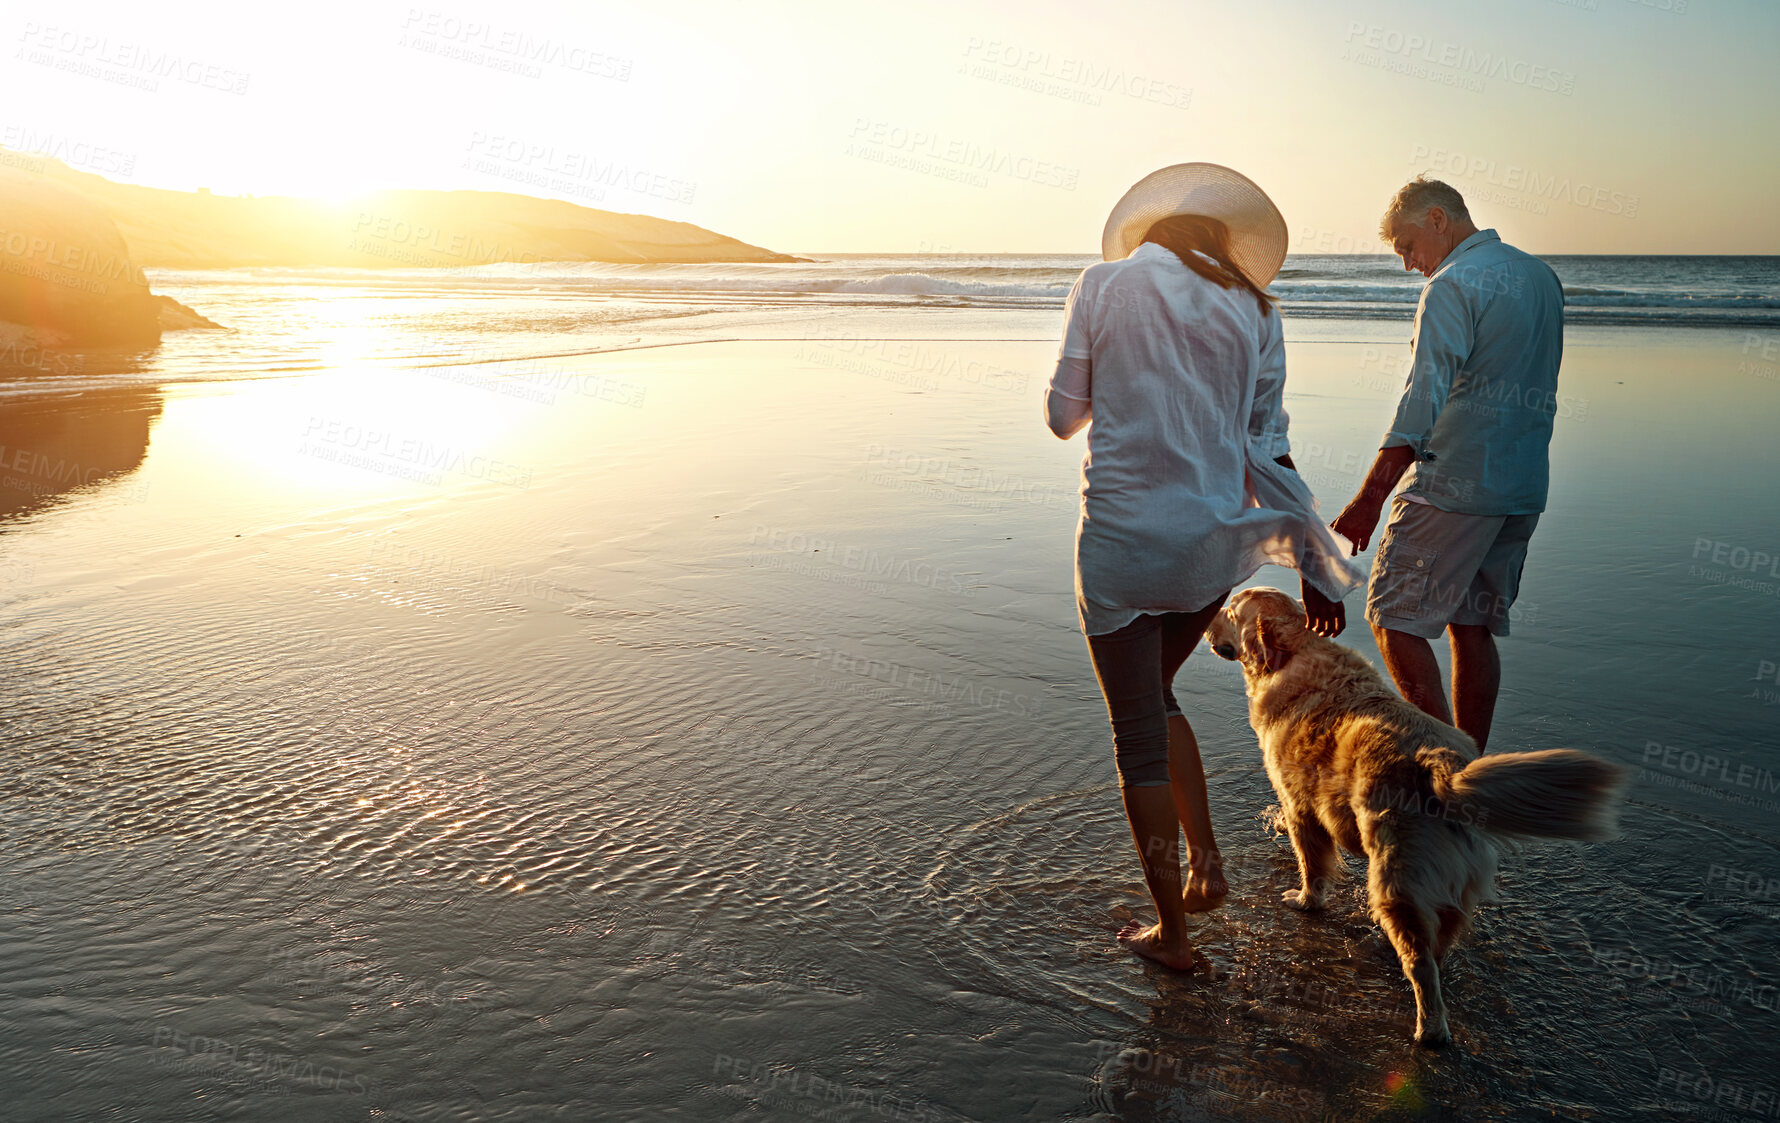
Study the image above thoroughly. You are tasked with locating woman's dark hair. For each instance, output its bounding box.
[1141,214,1276,315]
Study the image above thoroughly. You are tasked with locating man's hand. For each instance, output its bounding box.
[1333,445,1419,553]
[1301,581,1345,638]
[1330,497,1383,555]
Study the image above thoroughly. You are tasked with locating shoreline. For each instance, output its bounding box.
[7,303,1770,401]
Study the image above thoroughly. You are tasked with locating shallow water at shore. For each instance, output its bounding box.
[1,284,1776,1120]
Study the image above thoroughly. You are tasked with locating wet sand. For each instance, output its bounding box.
[1,323,1777,1120]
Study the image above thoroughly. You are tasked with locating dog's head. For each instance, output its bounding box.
[1206,587,1309,677]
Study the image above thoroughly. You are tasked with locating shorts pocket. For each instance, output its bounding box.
[1372,539,1439,620]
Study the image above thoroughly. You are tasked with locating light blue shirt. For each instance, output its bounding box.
[1383,228,1566,515]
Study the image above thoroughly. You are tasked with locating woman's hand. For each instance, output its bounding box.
[1301,580,1345,638]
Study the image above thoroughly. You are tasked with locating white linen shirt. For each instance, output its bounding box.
[1046,242,1363,636]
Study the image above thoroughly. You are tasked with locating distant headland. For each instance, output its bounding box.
[4,149,802,270]
[0,148,801,348]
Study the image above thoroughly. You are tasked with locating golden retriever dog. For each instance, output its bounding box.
[1204,587,1626,1047]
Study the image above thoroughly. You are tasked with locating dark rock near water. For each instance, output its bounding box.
[155,295,227,331]
[0,162,163,348]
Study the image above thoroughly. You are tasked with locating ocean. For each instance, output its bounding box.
[175,252,1780,325]
[10,253,1777,402]
[0,254,1776,1121]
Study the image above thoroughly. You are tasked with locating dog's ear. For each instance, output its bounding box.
[1241,616,1291,675]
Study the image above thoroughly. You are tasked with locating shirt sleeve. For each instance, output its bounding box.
[1382,277,1472,454]
[1246,308,1291,460]
[1045,272,1093,438]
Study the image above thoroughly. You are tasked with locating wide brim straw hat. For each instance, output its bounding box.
[1101,163,1289,287]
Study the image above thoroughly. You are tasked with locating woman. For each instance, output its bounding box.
[1045,164,1364,970]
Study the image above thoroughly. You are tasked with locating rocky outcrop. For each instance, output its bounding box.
[155,295,226,331]
[0,162,162,347]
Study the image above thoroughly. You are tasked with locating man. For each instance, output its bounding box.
[1331,177,1564,749]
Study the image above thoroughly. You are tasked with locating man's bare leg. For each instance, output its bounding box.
[1373,623,1453,724]
[1448,624,1501,749]
[1167,713,1226,910]
[1115,784,1209,971]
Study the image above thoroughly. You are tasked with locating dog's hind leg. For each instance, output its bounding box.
[1281,810,1337,911]
[1433,907,1469,962]
[1377,898,1450,1048]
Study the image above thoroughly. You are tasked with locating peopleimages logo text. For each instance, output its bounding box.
[15,24,250,93]
[1344,24,1576,94]
[1409,146,1638,218]
[1693,538,1780,578]
[847,119,1078,190]
[399,11,632,80]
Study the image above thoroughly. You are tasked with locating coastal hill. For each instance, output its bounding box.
[10,150,801,269]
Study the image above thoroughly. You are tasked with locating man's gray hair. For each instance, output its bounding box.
[1379,176,1471,239]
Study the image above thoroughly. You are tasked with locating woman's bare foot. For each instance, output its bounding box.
[1115,920,1211,972]
[1181,858,1227,912]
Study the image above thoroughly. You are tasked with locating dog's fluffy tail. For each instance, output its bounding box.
[1429,749,1628,843]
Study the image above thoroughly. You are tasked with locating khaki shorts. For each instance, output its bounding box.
[1365,497,1540,638]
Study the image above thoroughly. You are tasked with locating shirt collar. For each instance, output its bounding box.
[1433,228,1499,277]
[1132,241,1215,266]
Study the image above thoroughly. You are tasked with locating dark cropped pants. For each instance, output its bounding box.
[1084,595,1229,789]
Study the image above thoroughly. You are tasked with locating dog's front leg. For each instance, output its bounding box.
[1281,811,1336,911]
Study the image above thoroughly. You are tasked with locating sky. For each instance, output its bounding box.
[5,0,1777,254]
